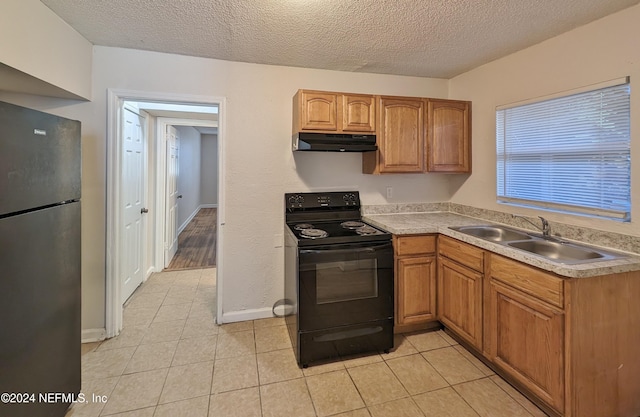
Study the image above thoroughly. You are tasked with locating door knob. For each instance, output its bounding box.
[141,208,149,214]
[177,195,183,199]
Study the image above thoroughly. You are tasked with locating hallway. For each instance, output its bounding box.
[167,208,217,270]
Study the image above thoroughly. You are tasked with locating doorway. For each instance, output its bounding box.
[106,89,225,338]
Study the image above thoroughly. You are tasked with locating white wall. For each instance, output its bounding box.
[201,134,218,206]
[95,47,452,324]
[175,126,202,229]
[1,45,451,330]
[449,4,640,237]
[0,0,92,100]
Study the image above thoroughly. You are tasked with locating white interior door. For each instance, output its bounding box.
[165,125,180,267]
[121,105,147,303]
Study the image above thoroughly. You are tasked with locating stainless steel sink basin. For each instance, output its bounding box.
[450,225,532,242]
[450,224,627,264]
[507,240,611,263]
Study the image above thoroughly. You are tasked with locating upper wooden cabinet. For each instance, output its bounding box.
[292,89,471,173]
[377,97,425,173]
[363,96,471,174]
[342,94,376,132]
[292,90,375,134]
[427,99,471,173]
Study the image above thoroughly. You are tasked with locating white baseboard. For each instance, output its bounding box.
[82,328,107,343]
[145,266,155,279]
[201,203,218,208]
[219,307,274,324]
[178,207,200,234]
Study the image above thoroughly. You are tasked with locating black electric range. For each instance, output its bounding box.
[284,191,394,368]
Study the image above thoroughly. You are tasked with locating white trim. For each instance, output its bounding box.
[216,99,226,325]
[496,76,629,111]
[106,89,226,339]
[81,328,106,343]
[105,90,123,338]
[178,206,201,235]
[221,307,274,324]
[156,118,218,268]
[201,203,218,208]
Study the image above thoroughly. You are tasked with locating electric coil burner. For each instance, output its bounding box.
[284,191,394,367]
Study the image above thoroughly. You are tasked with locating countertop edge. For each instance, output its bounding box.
[364,212,640,279]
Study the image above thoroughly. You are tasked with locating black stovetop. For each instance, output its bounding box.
[284,191,391,246]
[286,219,390,246]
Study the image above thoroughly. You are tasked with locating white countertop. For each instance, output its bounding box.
[363,212,640,278]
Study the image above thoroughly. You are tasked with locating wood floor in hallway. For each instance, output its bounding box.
[167,208,217,270]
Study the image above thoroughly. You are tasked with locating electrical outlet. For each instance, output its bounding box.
[386,186,393,199]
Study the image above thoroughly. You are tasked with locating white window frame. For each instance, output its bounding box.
[496,77,631,221]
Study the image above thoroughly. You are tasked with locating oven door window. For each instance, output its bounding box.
[298,242,393,331]
[316,259,377,304]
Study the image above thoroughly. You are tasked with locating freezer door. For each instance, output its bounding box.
[0,101,81,215]
[0,202,81,417]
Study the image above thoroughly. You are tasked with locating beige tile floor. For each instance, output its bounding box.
[67,268,548,417]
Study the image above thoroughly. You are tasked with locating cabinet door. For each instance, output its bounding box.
[379,97,425,173]
[396,255,436,325]
[488,280,565,413]
[342,94,375,132]
[300,91,338,131]
[437,257,482,349]
[427,99,470,172]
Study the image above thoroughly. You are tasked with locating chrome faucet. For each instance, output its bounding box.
[513,215,551,237]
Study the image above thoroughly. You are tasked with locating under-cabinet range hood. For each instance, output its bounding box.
[292,132,377,152]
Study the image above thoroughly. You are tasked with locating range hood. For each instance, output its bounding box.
[292,132,377,152]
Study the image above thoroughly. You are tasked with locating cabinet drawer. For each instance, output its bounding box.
[438,235,484,272]
[394,235,436,256]
[490,255,564,308]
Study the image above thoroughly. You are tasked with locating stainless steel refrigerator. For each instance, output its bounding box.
[0,101,81,417]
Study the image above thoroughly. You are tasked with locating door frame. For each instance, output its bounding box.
[106,89,226,338]
[155,118,218,270]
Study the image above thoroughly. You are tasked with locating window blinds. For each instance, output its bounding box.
[496,81,630,220]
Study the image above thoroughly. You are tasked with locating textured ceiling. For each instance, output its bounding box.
[40,0,639,78]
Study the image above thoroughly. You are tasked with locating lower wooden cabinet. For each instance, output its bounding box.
[437,257,483,349]
[391,233,640,417]
[487,278,565,413]
[393,235,437,332]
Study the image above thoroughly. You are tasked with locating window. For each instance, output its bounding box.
[496,79,631,221]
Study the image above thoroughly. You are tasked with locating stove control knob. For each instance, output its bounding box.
[343,193,357,204]
[288,195,305,206]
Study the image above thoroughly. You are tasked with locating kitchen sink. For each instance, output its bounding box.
[507,240,614,263]
[450,225,532,242]
[450,224,626,264]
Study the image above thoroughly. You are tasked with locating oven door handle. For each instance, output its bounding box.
[299,241,392,255]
